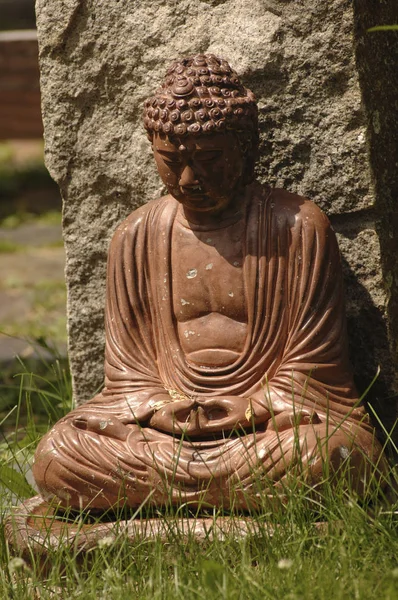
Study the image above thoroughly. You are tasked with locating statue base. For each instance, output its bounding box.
[5,495,274,556]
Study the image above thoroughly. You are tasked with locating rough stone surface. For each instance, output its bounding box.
[35,0,396,435]
[333,216,396,433]
[352,1,398,436]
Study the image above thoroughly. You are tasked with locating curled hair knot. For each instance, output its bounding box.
[143,54,259,183]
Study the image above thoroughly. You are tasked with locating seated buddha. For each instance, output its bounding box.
[33,54,386,512]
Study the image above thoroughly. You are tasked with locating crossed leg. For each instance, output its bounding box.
[32,412,386,511]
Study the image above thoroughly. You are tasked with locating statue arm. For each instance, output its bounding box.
[72,202,172,425]
[254,199,362,424]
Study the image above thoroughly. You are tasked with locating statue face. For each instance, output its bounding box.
[152,132,244,214]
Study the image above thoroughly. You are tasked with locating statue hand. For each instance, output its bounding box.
[117,394,184,425]
[72,414,131,441]
[148,396,198,434]
[267,409,321,433]
[195,396,271,433]
[149,396,270,436]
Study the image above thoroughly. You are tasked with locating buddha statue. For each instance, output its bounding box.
[32,54,386,512]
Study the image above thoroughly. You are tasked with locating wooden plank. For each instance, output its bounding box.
[0,30,43,139]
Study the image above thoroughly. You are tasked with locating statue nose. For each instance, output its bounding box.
[179,164,199,189]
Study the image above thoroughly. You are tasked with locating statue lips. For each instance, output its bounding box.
[180,185,206,197]
[178,185,215,208]
[178,180,227,206]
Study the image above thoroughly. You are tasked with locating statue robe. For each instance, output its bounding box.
[33,186,384,510]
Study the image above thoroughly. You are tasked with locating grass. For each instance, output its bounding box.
[0,141,60,222]
[0,279,67,346]
[0,207,66,344]
[0,240,21,253]
[0,141,52,201]
[0,210,62,230]
[2,508,398,600]
[0,280,67,344]
[0,361,397,598]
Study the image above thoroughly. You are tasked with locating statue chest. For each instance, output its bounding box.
[170,221,248,365]
[171,221,247,319]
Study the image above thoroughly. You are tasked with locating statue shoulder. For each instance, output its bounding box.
[268,187,331,233]
[111,195,174,243]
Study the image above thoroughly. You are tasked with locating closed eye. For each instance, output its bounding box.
[163,157,182,166]
[162,156,181,167]
[157,150,182,165]
[195,151,222,162]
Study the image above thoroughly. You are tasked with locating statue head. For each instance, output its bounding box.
[143,54,259,187]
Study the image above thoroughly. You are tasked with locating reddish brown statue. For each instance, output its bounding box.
[33,55,385,511]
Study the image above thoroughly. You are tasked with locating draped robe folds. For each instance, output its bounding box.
[33,186,385,510]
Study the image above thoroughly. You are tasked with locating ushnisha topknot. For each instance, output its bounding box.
[143,54,258,138]
[143,54,259,182]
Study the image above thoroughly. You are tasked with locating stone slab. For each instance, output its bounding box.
[5,492,397,562]
[333,216,396,434]
[353,1,398,424]
[6,495,337,557]
[35,1,395,419]
[5,495,274,555]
